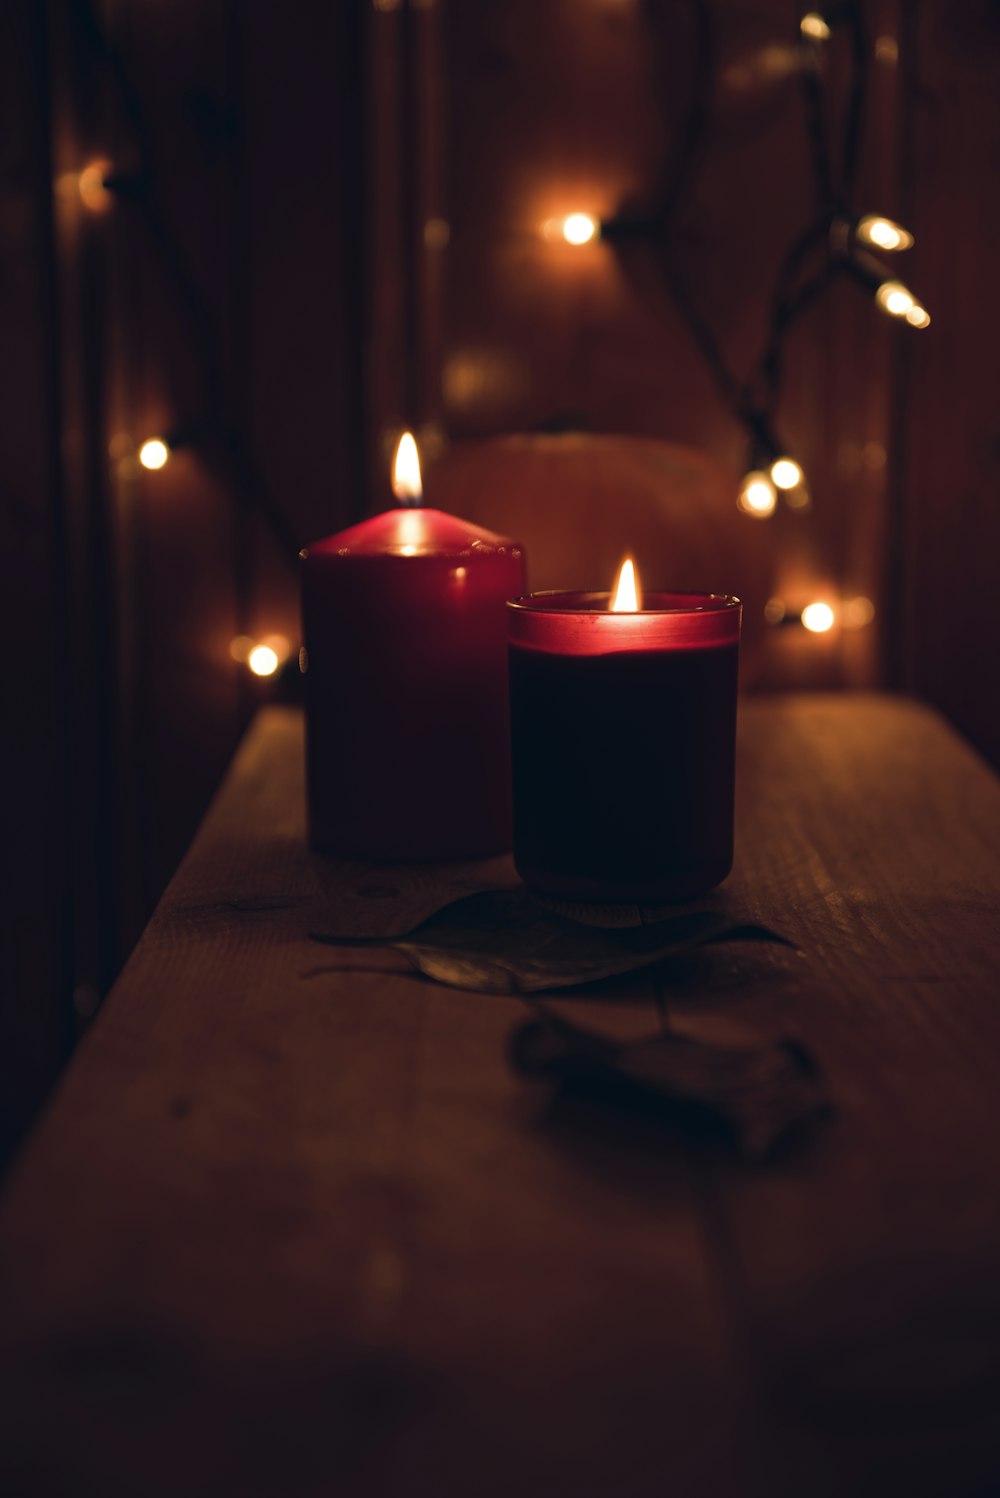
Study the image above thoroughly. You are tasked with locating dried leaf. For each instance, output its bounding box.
[309,889,793,995]
[510,1008,829,1161]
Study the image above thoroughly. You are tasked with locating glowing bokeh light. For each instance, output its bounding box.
[78,160,114,213]
[139,438,170,470]
[737,471,777,518]
[424,217,450,249]
[800,13,831,41]
[876,280,916,319]
[802,601,836,633]
[248,644,280,677]
[857,215,913,252]
[561,212,599,246]
[770,457,804,491]
[843,596,876,628]
[906,304,931,329]
[611,557,641,612]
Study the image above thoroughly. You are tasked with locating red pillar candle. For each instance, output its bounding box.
[508,560,741,902]
[300,434,526,860]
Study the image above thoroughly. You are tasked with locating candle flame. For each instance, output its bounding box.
[611,557,642,612]
[392,431,423,505]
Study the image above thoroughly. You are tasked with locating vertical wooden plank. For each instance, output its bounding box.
[368,0,409,496]
[891,0,1000,767]
[0,0,76,1160]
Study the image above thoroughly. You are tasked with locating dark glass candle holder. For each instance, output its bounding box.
[508,590,741,902]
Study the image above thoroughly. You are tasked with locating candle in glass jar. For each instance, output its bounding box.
[508,560,740,902]
[300,434,526,860]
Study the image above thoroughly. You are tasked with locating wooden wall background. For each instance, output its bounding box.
[1,0,998,1160]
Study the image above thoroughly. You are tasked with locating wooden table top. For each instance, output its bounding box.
[2,695,999,1498]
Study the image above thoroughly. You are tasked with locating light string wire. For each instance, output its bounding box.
[69,0,301,566]
[600,0,919,497]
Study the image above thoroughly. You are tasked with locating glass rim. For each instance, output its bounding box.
[507,589,742,616]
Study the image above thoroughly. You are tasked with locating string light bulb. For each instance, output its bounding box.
[849,256,931,330]
[875,279,916,319]
[138,437,170,470]
[801,601,836,633]
[737,470,777,518]
[231,633,290,677]
[856,214,914,253]
[875,279,930,328]
[77,159,115,213]
[766,597,873,630]
[247,644,280,677]
[800,13,831,41]
[560,212,600,246]
[769,456,804,491]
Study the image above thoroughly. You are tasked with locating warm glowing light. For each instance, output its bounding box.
[237,633,288,673]
[139,438,170,470]
[875,280,915,318]
[843,596,876,628]
[857,215,914,252]
[424,217,450,249]
[802,601,836,633]
[738,470,777,518]
[611,557,642,612]
[392,431,423,503]
[770,457,804,491]
[78,159,114,213]
[906,303,931,329]
[561,212,599,246]
[230,635,254,663]
[397,508,425,556]
[248,644,280,677]
[764,598,786,624]
[800,13,831,41]
[721,43,801,93]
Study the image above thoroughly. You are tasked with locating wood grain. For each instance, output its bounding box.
[1,698,999,1497]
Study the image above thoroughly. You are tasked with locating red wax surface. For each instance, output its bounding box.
[301,508,525,859]
[508,591,741,902]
